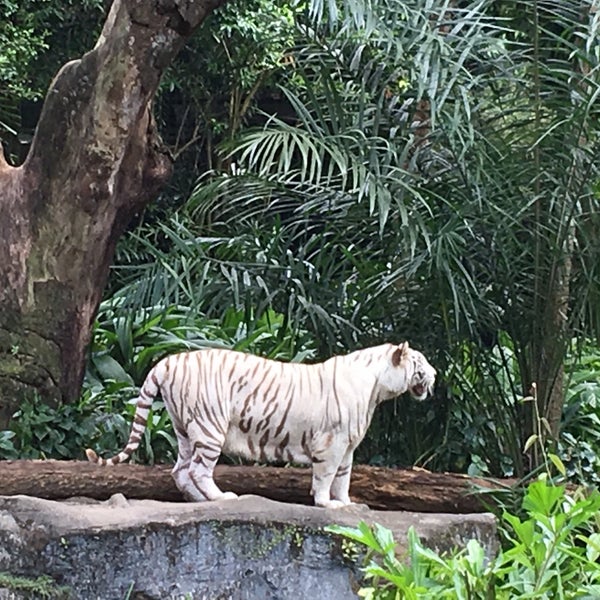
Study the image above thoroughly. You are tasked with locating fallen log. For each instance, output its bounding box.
[0,460,514,513]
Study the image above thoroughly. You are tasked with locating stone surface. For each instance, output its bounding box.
[0,494,498,599]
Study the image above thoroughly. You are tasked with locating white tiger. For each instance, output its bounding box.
[86,342,436,508]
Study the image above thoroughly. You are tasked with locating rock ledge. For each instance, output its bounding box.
[0,494,498,599]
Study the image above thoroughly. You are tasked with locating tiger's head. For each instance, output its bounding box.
[387,342,436,401]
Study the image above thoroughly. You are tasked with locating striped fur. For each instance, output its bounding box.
[86,342,436,508]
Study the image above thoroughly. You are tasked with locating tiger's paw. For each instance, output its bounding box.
[316,499,348,509]
[218,491,239,501]
[331,496,352,505]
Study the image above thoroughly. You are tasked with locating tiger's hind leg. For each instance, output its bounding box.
[186,429,238,502]
[171,427,208,502]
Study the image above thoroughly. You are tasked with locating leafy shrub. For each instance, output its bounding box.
[559,343,600,486]
[413,338,600,482]
[0,385,181,464]
[0,431,17,459]
[328,478,600,599]
[0,392,125,461]
[89,293,316,387]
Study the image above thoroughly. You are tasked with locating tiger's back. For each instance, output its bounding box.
[156,348,376,466]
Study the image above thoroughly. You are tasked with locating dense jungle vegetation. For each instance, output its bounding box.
[1,0,600,488]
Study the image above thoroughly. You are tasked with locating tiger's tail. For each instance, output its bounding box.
[85,367,160,466]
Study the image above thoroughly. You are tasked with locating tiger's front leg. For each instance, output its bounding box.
[329,449,355,505]
[310,438,353,508]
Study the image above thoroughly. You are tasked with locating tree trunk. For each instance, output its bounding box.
[538,245,572,438]
[0,0,227,427]
[0,460,512,513]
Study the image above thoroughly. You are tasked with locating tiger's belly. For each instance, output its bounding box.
[222,426,312,465]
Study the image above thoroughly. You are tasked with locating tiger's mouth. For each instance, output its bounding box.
[410,382,428,399]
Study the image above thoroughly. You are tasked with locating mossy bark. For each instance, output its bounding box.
[0,0,227,427]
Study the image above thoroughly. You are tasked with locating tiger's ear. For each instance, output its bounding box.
[392,342,410,366]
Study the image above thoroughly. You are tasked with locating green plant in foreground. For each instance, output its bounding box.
[0,572,70,599]
[328,478,600,599]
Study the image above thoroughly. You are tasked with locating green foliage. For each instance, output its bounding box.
[0,0,105,160]
[155,0,296,198]
[0,0,105,98]
[0,572,70,600]
[0,1,46,97]
[498,479,600,598]
[329,478,600,599]
[419,337,597,481]
[110,205,376,358]
[179,0,600,477]
[0,391,130,462]
[0,0,47,138]
[436,336,534,477]
[89,293,316,387]
[559,343,600,485]
[6,396,97,460]
[0,431,17,458]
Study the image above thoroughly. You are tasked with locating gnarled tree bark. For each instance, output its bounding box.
[0,0,227,426]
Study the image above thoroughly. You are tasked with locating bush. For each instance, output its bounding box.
[0,391,127,461]
[328,478,600,599]
[559,343,600,486]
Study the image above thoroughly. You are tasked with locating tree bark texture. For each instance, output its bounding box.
[0,460,513,513]
[0,0,227,427]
